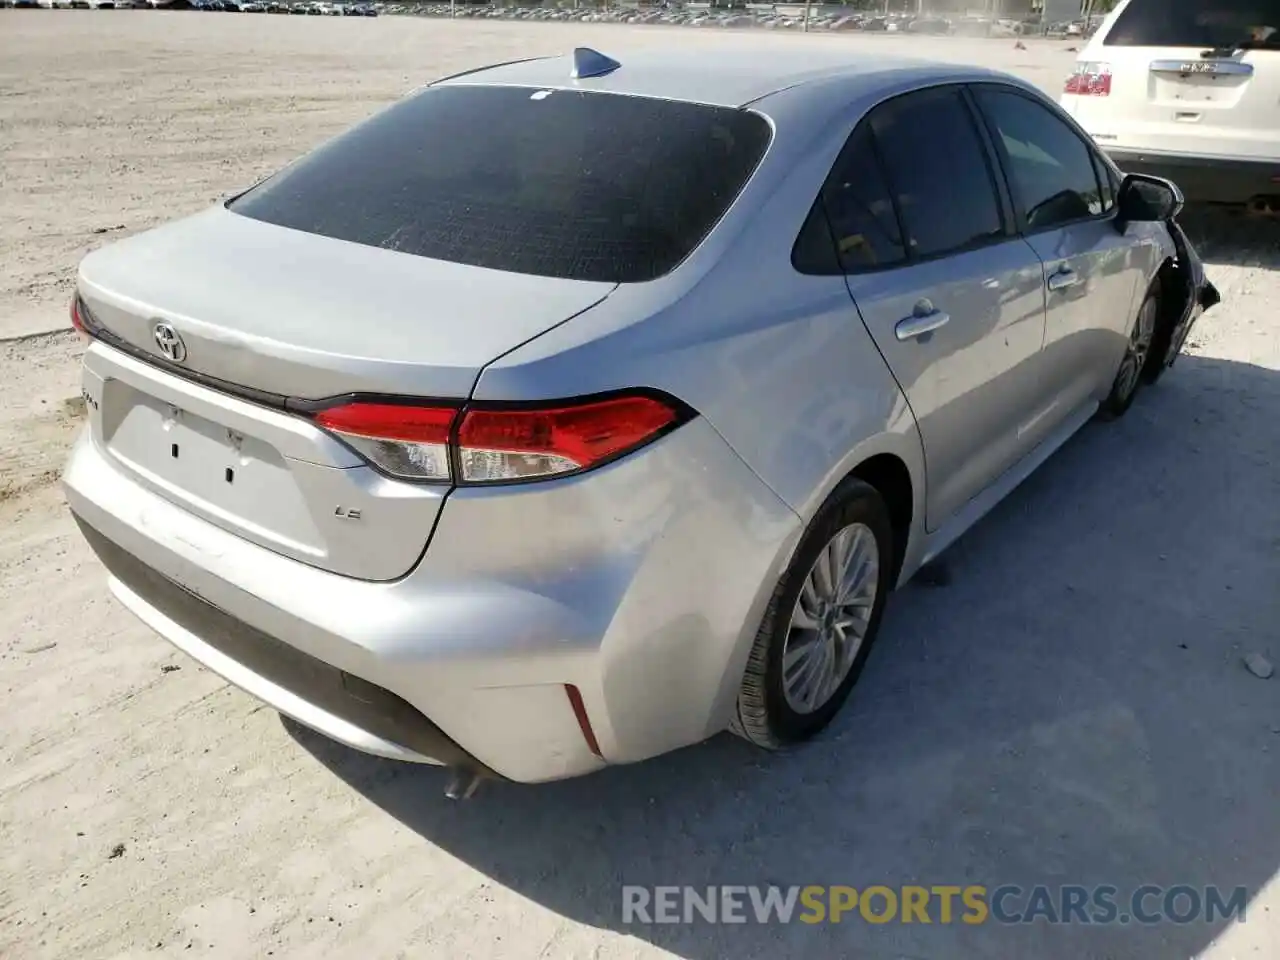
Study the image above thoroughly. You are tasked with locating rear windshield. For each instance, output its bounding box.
[228,84,772,283]
[1104,0,1280,49]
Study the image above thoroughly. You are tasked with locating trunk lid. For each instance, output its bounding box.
[76,206,615,400]
[76,208,614,581]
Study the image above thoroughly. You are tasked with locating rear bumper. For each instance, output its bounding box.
[64,404,800,782]
[80,516,495,771]
[1106,148,1280,205]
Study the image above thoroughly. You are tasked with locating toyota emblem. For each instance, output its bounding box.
[152,322,187,363]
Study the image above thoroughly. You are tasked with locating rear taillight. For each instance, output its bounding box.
[1064,62,1112,96]
[308,392,690,485]
[314,402,456,481]
[70,295,93,342]
[456,395,682,483]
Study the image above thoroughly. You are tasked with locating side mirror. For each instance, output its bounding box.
[1115,173,1184,230]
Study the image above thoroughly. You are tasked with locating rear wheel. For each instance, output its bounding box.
[1099,289,1159,420]
[732,479,893,749]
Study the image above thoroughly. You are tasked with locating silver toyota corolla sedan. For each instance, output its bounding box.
[63,46,1218,792]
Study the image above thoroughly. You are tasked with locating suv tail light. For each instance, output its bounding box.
[309,392,691,485]
[1065,62,1112,96]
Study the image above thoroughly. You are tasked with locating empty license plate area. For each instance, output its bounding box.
[100,377,325,556]
[1151,70,1249,106]
[81,342,450,580]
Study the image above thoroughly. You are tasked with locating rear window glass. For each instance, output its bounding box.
[228,85,772,284]
[1104,0,1280,49]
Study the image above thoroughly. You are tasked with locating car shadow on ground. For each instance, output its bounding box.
[286,330,1280,958]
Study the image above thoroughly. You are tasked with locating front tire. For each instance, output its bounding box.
[1099,288,1159,420]
[732,479,894,749]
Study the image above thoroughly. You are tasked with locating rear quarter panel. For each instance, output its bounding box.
[472,78,931,580]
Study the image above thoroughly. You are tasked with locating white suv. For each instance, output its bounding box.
[1061,0,1280,206]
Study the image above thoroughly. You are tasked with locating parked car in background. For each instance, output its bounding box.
[65,47,1216,792]
[1062,0,1280,207]
[907,16,951,34]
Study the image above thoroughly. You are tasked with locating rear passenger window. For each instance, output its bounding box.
[820,124,906,272]
[973,87,1105,230]
[791,201,843,274]
[868,87,1004,260]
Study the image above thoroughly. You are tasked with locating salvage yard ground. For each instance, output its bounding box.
[1,12,1278,960]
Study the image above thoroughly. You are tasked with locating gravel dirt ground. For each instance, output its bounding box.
[1,12,1278,960]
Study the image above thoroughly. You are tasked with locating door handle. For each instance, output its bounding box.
[1047,267,1082,292]
[895,306,950,341]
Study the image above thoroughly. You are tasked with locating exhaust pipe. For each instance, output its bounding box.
[444,767,482,800]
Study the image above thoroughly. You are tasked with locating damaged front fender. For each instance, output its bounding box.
[1147,217,1220,379]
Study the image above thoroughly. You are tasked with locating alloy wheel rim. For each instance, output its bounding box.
[1116,297,1158,401]
[781,521,880,714]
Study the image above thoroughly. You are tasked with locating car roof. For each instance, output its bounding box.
[434,45,1011,109]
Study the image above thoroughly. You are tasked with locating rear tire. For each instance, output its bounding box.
[731,479,894,749]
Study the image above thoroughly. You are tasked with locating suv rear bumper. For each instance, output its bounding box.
[1106,148,1280,205]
